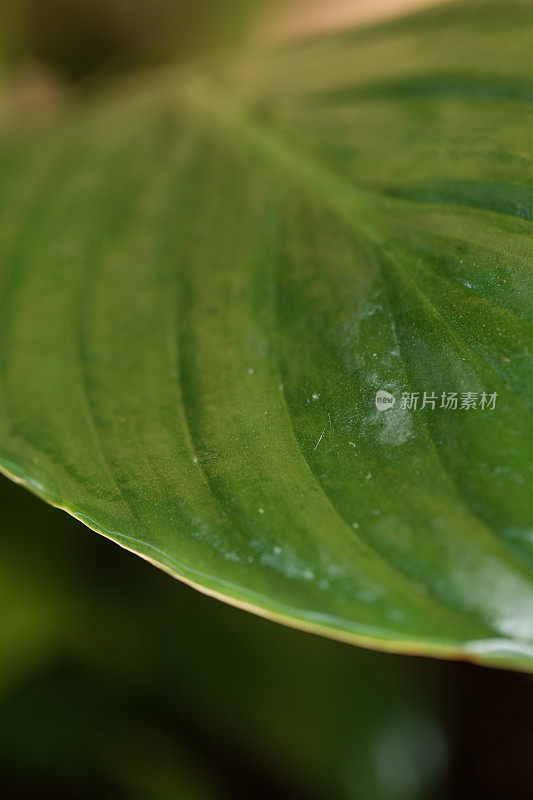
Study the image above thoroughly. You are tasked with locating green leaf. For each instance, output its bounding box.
[0,0,532,669]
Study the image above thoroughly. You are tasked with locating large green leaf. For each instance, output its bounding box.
[0,0,531,669]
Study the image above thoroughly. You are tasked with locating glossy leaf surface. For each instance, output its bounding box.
[0,0,532,669]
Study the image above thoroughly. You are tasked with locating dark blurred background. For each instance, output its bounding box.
[2,0,266,82]
[0,1,532,798]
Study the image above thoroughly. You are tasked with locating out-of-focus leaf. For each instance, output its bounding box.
[0,0,531,669]
[0,565,64,695]
[0,482,77,695]
[0,662,228,800]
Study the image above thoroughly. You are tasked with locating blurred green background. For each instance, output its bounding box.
[0,1,532,797]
